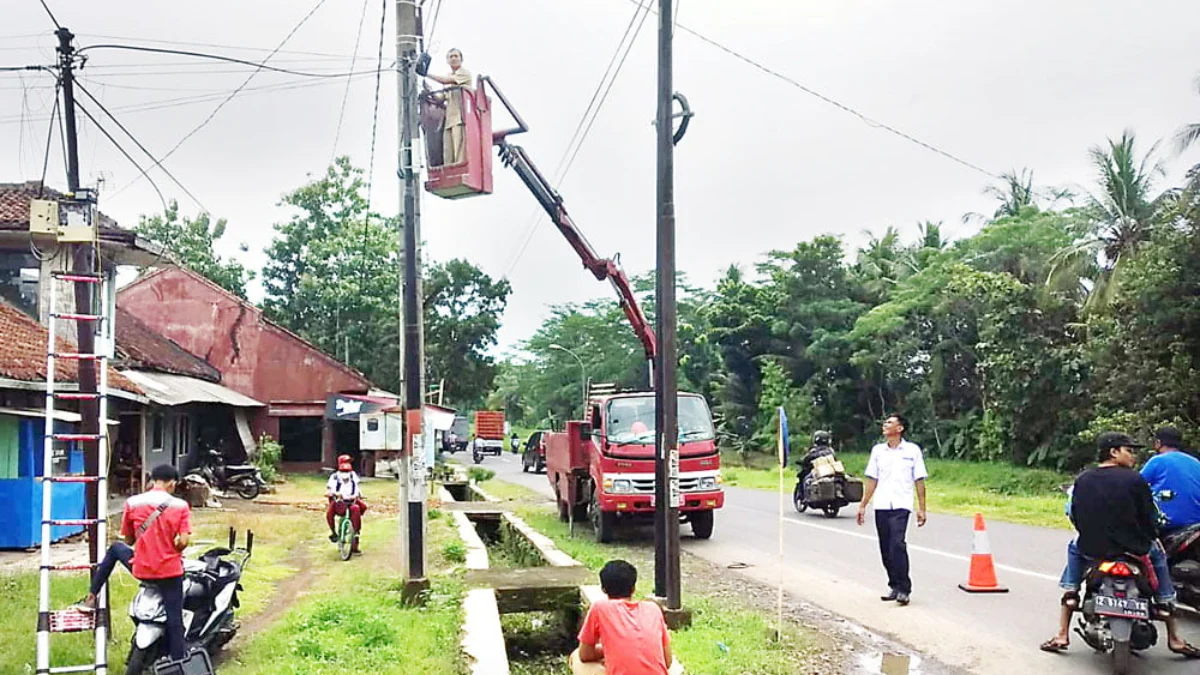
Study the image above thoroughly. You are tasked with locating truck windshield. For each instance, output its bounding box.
[606,395,715,445]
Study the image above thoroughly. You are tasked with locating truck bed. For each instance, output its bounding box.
[474,411,506,440]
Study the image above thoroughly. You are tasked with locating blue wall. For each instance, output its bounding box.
[0,417,86,549]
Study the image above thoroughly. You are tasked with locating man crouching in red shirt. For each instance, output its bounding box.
[571,559,681,675]
[122,464,193,662]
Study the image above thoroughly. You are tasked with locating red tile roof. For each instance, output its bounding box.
[0,181,120,230]
[115,307,220,382]
[0,298,141,395]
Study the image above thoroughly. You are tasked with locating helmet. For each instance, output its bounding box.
[812,430,833,446]
[337,454,352,465]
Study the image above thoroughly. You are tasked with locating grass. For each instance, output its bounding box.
[723,452,1072,529]
[506,488,822,675]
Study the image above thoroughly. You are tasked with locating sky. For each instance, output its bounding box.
[2,0,1198,356]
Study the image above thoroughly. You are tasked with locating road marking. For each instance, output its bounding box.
[722,503,1060,582]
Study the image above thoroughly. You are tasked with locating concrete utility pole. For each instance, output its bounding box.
[396,0,428,599]
[56,26,102,570]
[653,0,683,617]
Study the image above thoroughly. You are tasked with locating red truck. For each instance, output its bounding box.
[471,411,505,463]
[423,76,723,542]
[546,387,723,543]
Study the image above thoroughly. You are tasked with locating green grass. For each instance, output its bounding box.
[723,453,1072,529]
[478,478,544,503]
[268,472,400,504]
[507,490,822,675]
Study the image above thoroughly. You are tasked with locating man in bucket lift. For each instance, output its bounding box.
[425,48,473,166]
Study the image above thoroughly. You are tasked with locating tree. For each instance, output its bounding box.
[424,259,512,407]
[136,200,253,298]
[1176,76,1200,208]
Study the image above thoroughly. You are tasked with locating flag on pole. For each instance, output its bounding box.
[777,406,790,468]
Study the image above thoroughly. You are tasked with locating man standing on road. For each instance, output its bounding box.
[121,464,192,662]
[1141,426,1200,535]
[857,413,927,606]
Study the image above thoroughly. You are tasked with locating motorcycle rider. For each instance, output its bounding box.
[1041,432,1199,658]
[797,430,837,491]
[1141,426,1200,536]
[325,454,365,555]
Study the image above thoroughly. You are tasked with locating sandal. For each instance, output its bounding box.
[1168,641,1200,658]
[1040,638,1069,653]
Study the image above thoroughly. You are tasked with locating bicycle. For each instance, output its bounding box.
[332,499,358,561]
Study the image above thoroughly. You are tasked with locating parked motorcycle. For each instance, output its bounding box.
[1073,556,1165,674]
[125,529,253,675]
[1162,521,1200,613]
[793,455,862,518]
[189,448,267,500]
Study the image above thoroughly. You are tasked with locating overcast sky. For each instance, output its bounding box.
[3,0,1198,355]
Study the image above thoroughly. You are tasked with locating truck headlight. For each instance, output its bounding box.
[699,477,717,490]
[610,479,633,494]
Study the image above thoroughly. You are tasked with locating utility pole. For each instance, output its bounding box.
[56,25,102,571]
[653,0,684,621]
[396,0,428,600]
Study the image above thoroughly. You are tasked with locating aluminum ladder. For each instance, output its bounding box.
[35,270,112,675]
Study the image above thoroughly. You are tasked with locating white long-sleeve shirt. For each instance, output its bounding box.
[327,471,361,500]
[865,439,927,511]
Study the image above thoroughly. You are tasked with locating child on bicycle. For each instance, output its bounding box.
[326,454,366,554]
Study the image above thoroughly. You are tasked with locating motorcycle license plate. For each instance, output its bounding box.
[1094,594,1149,619]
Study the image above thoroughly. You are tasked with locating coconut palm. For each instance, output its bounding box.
[1176,76,1200,209]
[964,169,1074,224]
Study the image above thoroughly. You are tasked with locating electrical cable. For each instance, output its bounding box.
[425,0,444,47]
[38,0,62,31]
[502,0,652,279]
[77,33,374,60]
[330,0,373,163]
[76,81,209,213]
[37,79,61,197]
[76,44,366,79]
[622,0,1000,181]
[73,98,169,213]
[365,0,388,207]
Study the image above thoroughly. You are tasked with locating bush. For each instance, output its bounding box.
[468,467,495,483]
[442,540,467,564]
[256,434,284,483]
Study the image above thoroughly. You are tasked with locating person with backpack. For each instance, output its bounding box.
[326,454,366,555]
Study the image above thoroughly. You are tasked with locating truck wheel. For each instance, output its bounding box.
[591,491,614,543]
[690,510,715,539]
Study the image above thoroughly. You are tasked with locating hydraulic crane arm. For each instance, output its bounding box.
[497,141,657,363]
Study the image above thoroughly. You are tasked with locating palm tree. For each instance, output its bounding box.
[1049,130,1170,308]
[854,226,910,300]
[1176,76,1200,209]
[964,169,1073,224]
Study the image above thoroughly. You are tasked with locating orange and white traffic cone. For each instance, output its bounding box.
[958,513,1009,593]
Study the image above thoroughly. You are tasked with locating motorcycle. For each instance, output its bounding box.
[1162,521,1200,613]
[1073,556,1165,675]
[189,448,267,500]
[125,529,253,675]
[793,455,862,518]
[472,445,485,464]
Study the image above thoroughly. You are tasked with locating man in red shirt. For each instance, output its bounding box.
[571,560,679,675]
[120,464,193,661]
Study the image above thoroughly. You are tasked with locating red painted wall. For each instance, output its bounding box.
[117,268,372,409]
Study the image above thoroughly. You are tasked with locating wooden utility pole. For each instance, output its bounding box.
[396,0,428,598]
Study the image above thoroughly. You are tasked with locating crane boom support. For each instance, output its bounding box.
[498,142,657,362]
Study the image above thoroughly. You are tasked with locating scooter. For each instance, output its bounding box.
[125,529,253,675]
[1073,556,1164,674]
[1162,521,1200,613]
[792,456,862,518]
[188,448,267,500]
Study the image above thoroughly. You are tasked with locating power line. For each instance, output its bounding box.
[73,98,168,213]
[77,44,367,78]
[37,0,62,30]
[37,80,61,196]
[623,0,1000,181]
[76,81,209,212]
[365,0,387,207]
[330,0,373,163]
[502,0,652,279]
[77,33,376,60]
[425,0,444,47]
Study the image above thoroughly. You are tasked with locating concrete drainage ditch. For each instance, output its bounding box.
[442,480,661,675]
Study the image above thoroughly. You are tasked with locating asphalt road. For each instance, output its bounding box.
[467,450,1200,675]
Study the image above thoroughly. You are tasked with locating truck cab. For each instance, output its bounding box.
[546,390,723,543]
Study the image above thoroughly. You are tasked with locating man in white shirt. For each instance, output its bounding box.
[857,413,928,605]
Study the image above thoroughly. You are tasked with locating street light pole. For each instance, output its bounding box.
[548,344,586,417]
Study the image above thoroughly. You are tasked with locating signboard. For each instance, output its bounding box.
[409,434,427,502]
[667,448,681,511]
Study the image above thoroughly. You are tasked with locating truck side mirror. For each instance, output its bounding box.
[579,423,592,440]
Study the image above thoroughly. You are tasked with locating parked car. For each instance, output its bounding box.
[521,431,548,473]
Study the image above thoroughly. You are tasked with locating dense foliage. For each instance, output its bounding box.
[498,124,1200,470]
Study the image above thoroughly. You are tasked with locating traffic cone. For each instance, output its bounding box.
[958,513,1009,593]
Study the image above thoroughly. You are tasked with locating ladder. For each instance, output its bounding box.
[36,270,112,675]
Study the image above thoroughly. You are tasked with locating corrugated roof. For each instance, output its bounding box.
[0,298,142,395]
[115,307,220,382]
[120,370,264,408]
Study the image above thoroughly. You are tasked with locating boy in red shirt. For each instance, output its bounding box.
[572,559,680,675]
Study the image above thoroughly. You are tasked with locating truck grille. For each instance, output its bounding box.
[629,477,702,493]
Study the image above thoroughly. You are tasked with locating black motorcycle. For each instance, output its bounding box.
[1073,555,1165,675]
[1163,521,1200,612]
[125,529,253,674]
[189,448,267,500]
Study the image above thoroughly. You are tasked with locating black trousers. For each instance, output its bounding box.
[143,576,186,660]
[875,509,912,594]
[90,542,133,595]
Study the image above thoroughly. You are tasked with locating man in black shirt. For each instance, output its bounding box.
[1041,432,1199,657]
